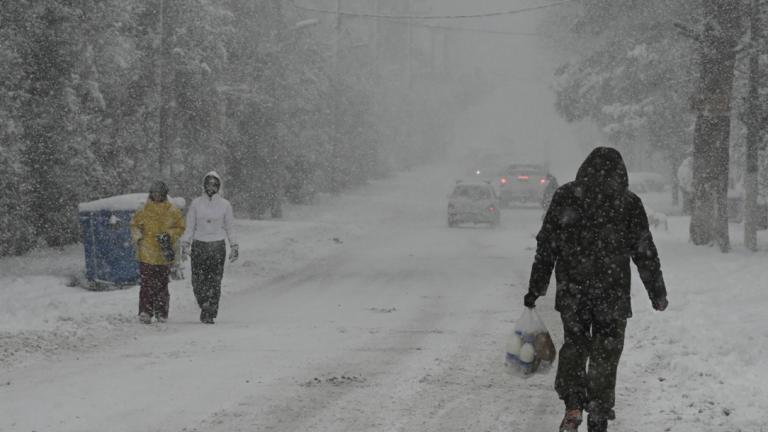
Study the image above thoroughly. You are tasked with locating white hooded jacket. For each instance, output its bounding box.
[180,171,237,247]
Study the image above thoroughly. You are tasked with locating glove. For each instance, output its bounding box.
[652,296,668,311]
[180,242,190,262]
[523,292,538,308]
[156,233,174,262]
[229,244,239,263]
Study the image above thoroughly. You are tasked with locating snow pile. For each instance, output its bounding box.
[78,193,186,212]
[620,217,768,431]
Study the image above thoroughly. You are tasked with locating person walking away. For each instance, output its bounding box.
[180,171,238,324]
[130,181,185,324]
[522,147,668,432]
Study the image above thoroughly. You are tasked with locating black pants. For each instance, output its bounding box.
[191,240,226,319]
[555,304,627,419]
[138,263,170,319]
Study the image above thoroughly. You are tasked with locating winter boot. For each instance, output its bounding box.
[559,409,583,432]
[200,310,215,324]
[139,312,152,324]
[587,414,607,432]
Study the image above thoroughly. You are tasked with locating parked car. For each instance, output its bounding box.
[497,163,552,208]
[447,180,500,228]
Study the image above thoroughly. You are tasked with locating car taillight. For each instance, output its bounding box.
[488,205,496,213]
[500,177,508,185]
[539,178,547,185]
[517,175,529,181]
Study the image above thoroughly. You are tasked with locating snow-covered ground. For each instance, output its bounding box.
[1,164,766,432]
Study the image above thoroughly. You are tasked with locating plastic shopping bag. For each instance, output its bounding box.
[505,308,557,376]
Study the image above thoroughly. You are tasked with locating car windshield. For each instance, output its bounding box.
[452,185,491,200]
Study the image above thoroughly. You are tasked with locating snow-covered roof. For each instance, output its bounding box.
[77,193,186,212]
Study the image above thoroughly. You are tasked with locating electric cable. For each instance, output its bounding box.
[289,0,575,20]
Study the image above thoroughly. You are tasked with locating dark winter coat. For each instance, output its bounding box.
[528,147,667,319]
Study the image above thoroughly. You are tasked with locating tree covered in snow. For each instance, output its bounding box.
[0,0,464,256]
[547,0,699,188]
[547,0,768,251]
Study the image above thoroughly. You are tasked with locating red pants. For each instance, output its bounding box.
[139,263,170,319]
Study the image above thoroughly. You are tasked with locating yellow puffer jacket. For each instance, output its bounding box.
[130,200,186,265]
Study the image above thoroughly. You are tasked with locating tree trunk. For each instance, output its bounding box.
[744,0,762,252]
[689,0,741,252]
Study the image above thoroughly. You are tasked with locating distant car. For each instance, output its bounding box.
[447,181,501,228]
[497,163,552,208]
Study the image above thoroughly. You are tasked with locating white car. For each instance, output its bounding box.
[447,181,501,228]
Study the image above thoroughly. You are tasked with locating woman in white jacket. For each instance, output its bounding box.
[180,171,238,324]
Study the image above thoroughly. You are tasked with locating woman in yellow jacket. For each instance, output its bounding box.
[130,181,185,323]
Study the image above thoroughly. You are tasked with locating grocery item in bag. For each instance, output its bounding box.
[505,308,556,376]
[534,331,556,362]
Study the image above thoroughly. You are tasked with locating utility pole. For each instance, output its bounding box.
[371,0,381,123]
[269,0,284,217]
[407,1,414,94]
[330,0,342,193]
[333,0,341,71]
[158,0,173,179]
[744,0,763,251]
[373,0,380,67]
[406,0,414,161]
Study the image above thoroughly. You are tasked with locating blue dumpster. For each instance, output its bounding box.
[78,193,185,289]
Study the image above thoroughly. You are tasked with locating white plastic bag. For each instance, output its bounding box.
[505,308,556,376]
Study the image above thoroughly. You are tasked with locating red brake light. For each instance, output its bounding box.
[500,177,508,185]
[517,175,529,181]
[539,178,547,184]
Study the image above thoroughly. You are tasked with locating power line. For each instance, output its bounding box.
[290,0,575,20]
[398,21,554,38]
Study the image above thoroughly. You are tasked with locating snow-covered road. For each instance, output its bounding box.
[1,164,766,432]
[0,166,563,432]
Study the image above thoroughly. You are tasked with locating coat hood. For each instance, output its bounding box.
[202,170,223,196]
[575,147,629,194]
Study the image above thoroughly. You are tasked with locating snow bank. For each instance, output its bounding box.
[78,193,185,212]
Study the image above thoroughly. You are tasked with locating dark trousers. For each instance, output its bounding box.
[139,263,171,319]
[555,305,627,419]
[191,240,226,319]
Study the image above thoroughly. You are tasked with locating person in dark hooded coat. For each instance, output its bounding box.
[523,147,668,432]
